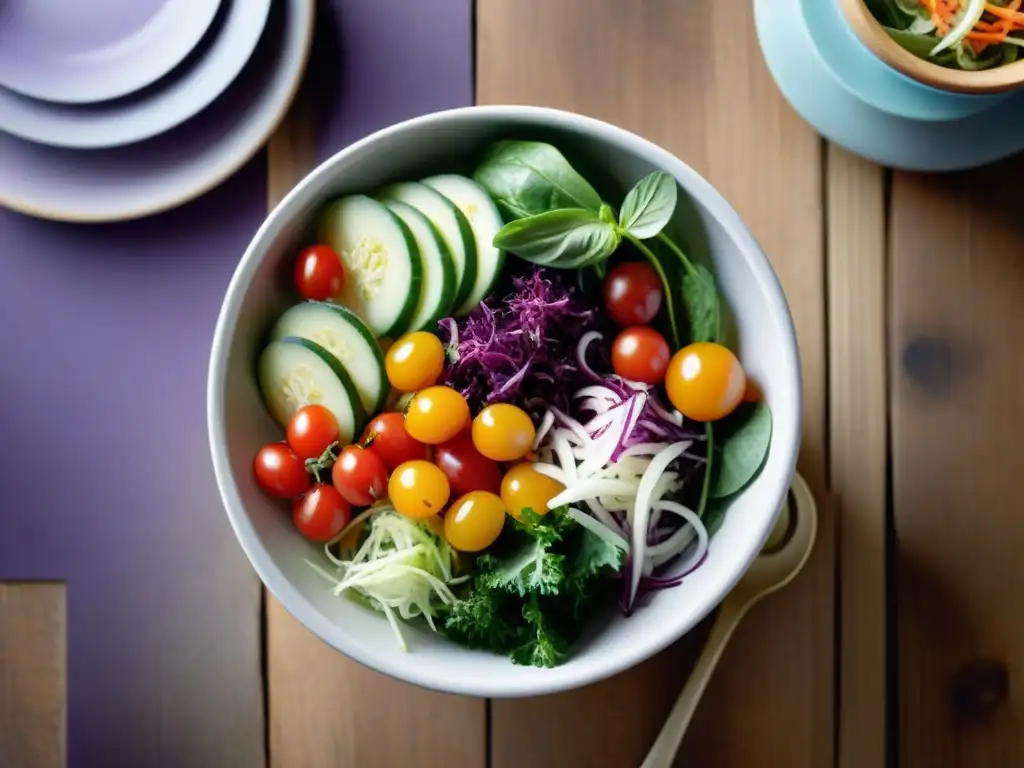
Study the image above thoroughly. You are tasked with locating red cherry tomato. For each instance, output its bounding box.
[253,443,311,498]
[434,430,503,496]
[286,405,340,459]
[359,412,428,471]
[294,244,346,301]
[603,261,664,327]
[611,326,671,385]
[292,484,351,542]
[331,444,389,506]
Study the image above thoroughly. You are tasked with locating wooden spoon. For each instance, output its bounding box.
[640,473,819,768]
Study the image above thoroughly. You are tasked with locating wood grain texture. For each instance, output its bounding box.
[477,1,833,765]
[0,583,66,768]
[265,90,487,768]
[891,166,1024,768]
[827,147,888,768]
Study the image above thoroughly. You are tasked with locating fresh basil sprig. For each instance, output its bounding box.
[492,207,621,268]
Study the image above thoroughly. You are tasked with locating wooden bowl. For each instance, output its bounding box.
[839,0,1024,94]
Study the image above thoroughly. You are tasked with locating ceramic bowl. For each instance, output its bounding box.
[207,105,802,697]
[840,0,1024,94]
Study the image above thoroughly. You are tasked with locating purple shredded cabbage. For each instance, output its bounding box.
[438,267,600,414]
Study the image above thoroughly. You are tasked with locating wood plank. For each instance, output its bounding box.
[0,583,66,768]
[477,1,833,765]
[891,165,1024,768]
[264,15,486,764]
[826,147,888,768]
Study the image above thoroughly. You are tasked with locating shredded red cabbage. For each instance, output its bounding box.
[437,267,600,413]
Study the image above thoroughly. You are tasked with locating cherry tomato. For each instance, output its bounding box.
[388,460,451,519]
[404,386,470,445]
[253,443,311,498]
[665,341,746,422]
[359,412,428,471]
[294,244,346,301]
[385,331,445,392]
[471,403,536,462]
[444,491,507,552]
[292,483,351,542]
[286,404,340,460]
[500,463,565,521]
[435,431,503,495]
[603,261,664,327]
[611,326,671,385]
[331,445,388,506]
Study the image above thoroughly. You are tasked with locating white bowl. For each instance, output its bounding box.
[208,105,802,698]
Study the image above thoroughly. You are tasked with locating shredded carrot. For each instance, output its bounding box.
[920,0,1024,51]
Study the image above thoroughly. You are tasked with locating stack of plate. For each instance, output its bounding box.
[0,0,315,222]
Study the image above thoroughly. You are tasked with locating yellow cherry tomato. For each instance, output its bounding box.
[665,341,746,422]
[444,491,507,552]
[385,331,445,392]
[471,403,536,462]
[388,460,450,519]
[404,385,470,444]
[500,463,565,521]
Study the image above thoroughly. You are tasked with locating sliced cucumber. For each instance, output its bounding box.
[382,199,457,332]
[377,181,477,314]
[269,301,388,414]
[422,174,506,315]
[257,337,366,442]
[317,195,421,339]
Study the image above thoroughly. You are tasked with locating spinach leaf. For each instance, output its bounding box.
[493,208,620,268]
[682,262,721,344]
[709,401,773,499]
[864,0,915,30]
[618,171,678,239]
[701,498,728,538]
[473,140,604,221]
[882,27,958,66]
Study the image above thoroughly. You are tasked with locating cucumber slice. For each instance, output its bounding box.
[378,181,477,314]
[382,199,457,332]
[422,174,506,315]
[257,337,366,442]
[317,195,421,339]
[269,301,388,414]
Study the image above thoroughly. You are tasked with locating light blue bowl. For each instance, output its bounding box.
[756,0,1024,170]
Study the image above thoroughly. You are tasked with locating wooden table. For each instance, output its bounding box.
[2,0,1021,765]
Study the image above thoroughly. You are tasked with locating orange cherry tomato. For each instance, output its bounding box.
[444,491,507,552]
[500,463,565,521]
[471,403,536,462]
[385,331,445,392]
[665,341,746,422]
[388,460,451,519]
[404,386,470,445]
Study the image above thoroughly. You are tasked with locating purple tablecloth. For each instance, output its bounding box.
[0,1,471,764]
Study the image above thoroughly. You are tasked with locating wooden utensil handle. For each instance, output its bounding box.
[639,598,750,768]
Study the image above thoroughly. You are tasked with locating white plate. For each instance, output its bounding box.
[0,0,271,149]
[0,0,222,105]
[0,0,314,222]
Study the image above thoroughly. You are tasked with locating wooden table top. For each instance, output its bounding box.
[2,1,1021,766]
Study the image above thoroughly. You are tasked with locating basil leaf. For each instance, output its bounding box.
[492,209,620,268]
[682,262,721,344]
[709,401,773,499]
[618,171,677,239]
[472,140,604,221]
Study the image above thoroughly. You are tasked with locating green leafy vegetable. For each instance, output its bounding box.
[681,263,721,344]
[882,27,957,65]
[618,171,678,239]
[701,498,728,538]
[492,208,620,268]
[441,507,626,668]
[709,401,773,499]
[864,0,916,30]
[472,140,604,221]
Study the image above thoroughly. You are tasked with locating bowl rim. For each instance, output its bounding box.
[839,0,1024,94]
[207,104,803,698]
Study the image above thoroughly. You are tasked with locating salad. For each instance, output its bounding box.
[868,0,1024,70]
[249,140,772,668]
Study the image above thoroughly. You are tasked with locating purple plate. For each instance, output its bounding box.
[0,0,314,221]
[0,0,222,104]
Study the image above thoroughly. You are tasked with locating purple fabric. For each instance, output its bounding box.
[0,0,472,765]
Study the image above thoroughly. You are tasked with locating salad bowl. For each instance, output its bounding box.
[208,105,802,697]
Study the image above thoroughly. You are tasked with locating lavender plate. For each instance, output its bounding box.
[0,0,222,105]
[0,0,271,149]
[0,0,314,222]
